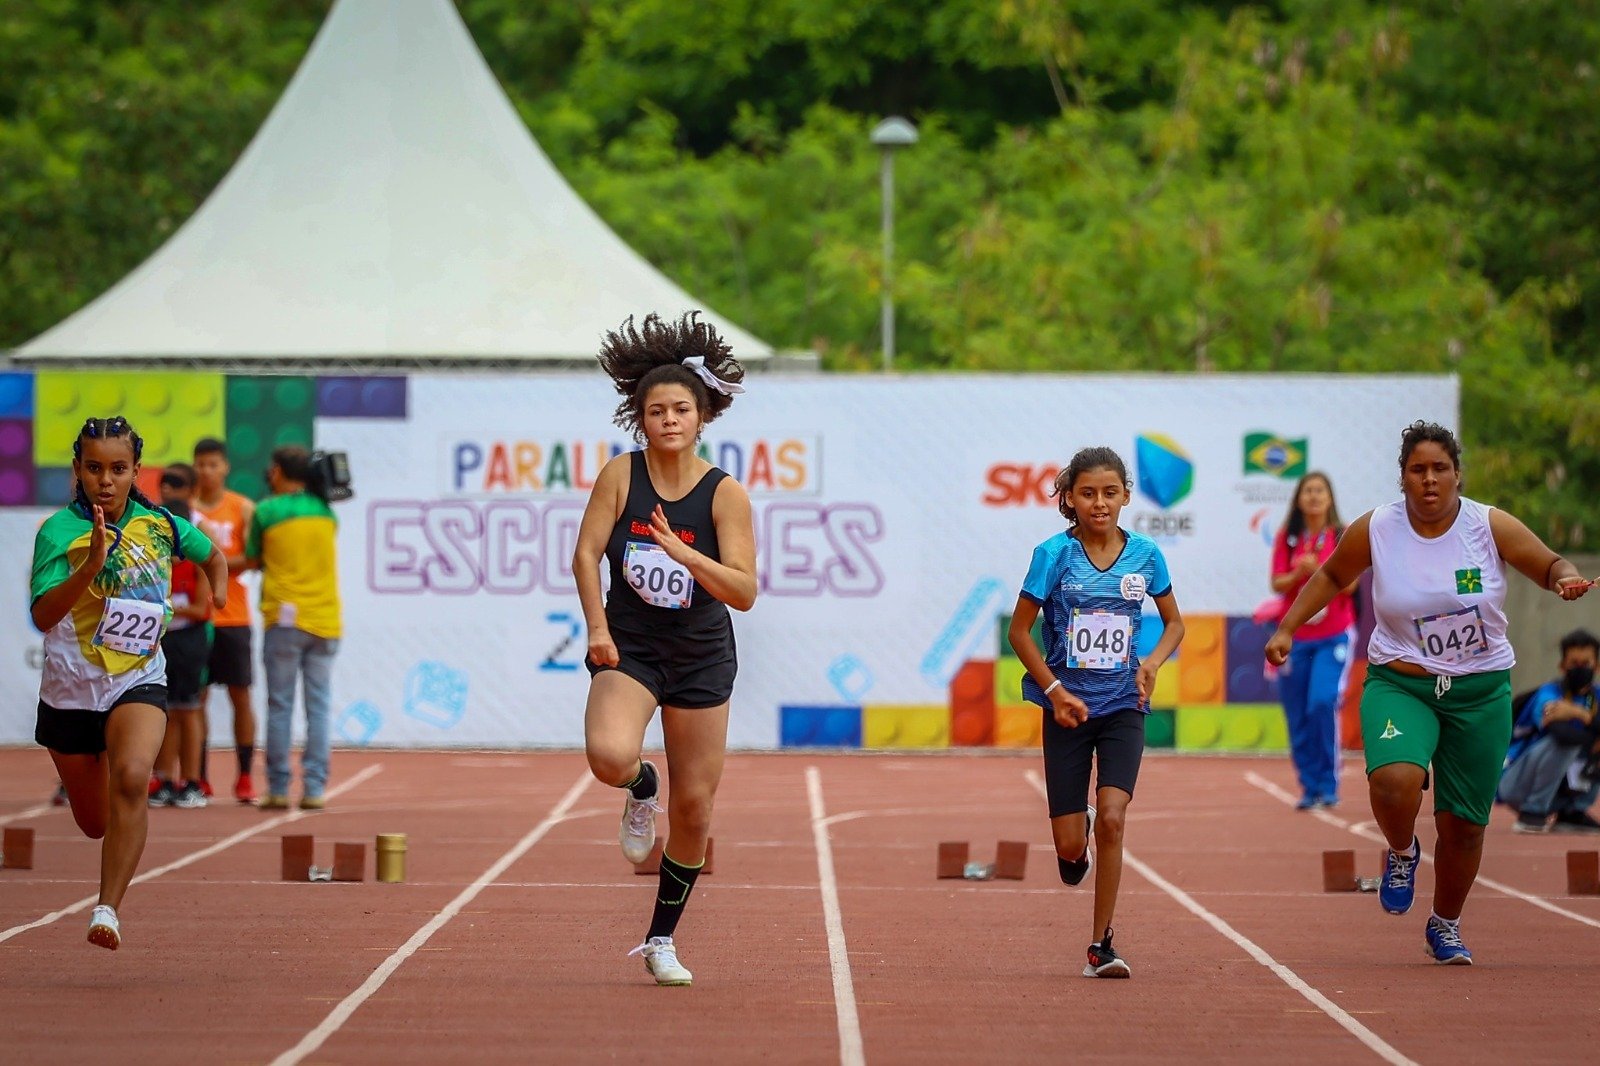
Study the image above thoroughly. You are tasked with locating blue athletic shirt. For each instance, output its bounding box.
[1017,528,1172,718]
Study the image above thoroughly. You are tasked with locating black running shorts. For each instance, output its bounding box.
[161,625,211,707]
[1041,707,1147,817]
[36,683,170,756]
[586,617,737,710]
[207,624,253,688]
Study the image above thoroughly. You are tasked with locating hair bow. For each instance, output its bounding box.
[682,355,745,396]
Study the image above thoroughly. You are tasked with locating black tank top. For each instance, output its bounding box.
[604,450,730,633]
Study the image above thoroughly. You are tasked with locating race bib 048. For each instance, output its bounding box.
[1066,609,1132,671]
[92,596,164,657]
[624,541,694,609]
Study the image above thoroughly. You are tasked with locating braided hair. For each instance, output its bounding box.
[598,312,745,443]
[72,416,185,557]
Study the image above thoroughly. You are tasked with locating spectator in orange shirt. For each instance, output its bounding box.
[192,439,259,804]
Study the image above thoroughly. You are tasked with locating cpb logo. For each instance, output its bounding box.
[1135,434,1193,508]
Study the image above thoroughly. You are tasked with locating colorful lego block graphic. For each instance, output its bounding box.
[225,377,315,496]
[1225,616,1278,703]
[34,372,226,468]
[863,704,950,749]
[994,704,1042,748]
[1178,614,1226,704]
[317,376,408,419]
[1174,703,1288,751]
[0,373,33,418]
[0,420,34,506]
[949,660,995,746]
[1145,709,1176,748]
[780,705,863,747]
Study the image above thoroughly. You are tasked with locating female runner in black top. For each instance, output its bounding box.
[573,312,757,987]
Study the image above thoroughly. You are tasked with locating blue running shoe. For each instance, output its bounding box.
[1380,837,1420,915]
[1425,916,1473,965]
[1295,794,1317,811]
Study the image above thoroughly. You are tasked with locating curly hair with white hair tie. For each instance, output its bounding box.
[597,312,746,442]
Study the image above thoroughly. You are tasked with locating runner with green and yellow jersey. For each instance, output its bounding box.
[31,417,226,951]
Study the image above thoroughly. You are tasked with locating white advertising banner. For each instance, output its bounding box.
[0,373,1457,748]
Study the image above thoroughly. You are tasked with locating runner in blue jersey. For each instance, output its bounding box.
[1007,446,1186,978]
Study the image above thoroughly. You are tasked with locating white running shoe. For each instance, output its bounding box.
[619,763,662,864]
[87,904,120,951]
[629,936,693,986]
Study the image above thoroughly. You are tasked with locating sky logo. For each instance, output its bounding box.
[1135,434,1194,508]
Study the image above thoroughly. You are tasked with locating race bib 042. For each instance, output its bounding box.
[1413,605,1490,665]
[1066,609,1132,671]
[92,596,164,657]
[623,541,694,609]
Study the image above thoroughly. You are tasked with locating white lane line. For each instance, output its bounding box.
[269,770,592,1066]
[1244,771,1600,931]
[1026,770,1416,1066]
[805,766,865,1066]
[0,802,57,829]
[0,763,384,945]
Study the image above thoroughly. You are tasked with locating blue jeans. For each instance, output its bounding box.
[1278,632,1349,802]
[264,627,339,798]
[1498,734,1600,817]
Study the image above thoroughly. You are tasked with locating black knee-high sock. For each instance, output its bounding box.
[646,852,704,940]
[237,745,254,776]
[619,760,658,800]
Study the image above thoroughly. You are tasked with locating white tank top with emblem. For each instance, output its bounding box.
[1367,496,1515,676]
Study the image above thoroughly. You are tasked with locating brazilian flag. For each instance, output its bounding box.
[1243,433,1308,479]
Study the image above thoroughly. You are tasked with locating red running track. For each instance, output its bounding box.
[1,748,1597,1064]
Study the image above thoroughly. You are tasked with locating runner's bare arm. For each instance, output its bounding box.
[1488,507,1588,598]
[655,477,757,611]
[32,506,110,632]
[226,497,255,572]
[573,455,629,663]
[200,541,228,609]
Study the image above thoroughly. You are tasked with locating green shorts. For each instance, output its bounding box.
[1360,663,1512,826]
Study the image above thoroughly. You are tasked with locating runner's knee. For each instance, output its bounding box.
[108,762,150,804]
[668,791,714,836]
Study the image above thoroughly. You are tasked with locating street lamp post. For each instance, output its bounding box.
[870,116,918,372]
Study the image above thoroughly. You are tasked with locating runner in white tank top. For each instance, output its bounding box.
[1265,422,1591,965]
[1366,496,1514,677]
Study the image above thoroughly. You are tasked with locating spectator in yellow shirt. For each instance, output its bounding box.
[247,446,342,811]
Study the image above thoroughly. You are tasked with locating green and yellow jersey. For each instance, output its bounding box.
[31,499,214,711]
[248,492,342,639]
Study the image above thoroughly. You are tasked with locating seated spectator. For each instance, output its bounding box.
[1499,628,1600,833]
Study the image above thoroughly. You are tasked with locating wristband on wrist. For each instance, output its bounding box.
[1043,679,1062,697]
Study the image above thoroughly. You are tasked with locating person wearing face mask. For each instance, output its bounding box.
[1266,421,1592,966]
[1498,629,1600,833]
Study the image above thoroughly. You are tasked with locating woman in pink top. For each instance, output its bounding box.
[1269,472,1357,809]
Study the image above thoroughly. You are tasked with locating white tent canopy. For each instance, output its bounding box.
[17,0,770,365]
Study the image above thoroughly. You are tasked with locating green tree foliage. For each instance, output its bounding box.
[3,1,1597,543]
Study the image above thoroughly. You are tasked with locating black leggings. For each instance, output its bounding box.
[1041,708,1146,817]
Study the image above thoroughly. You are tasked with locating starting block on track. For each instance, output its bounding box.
[1321,849,1382,893]
[633,838,714,876]
[2,827,34,870]
[1568,851,1600,895]
[937,840,1029,881]
[282,835,367,882]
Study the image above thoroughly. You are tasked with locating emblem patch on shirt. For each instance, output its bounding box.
[1119,573,1147,602]
[1455,568,1482,595]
